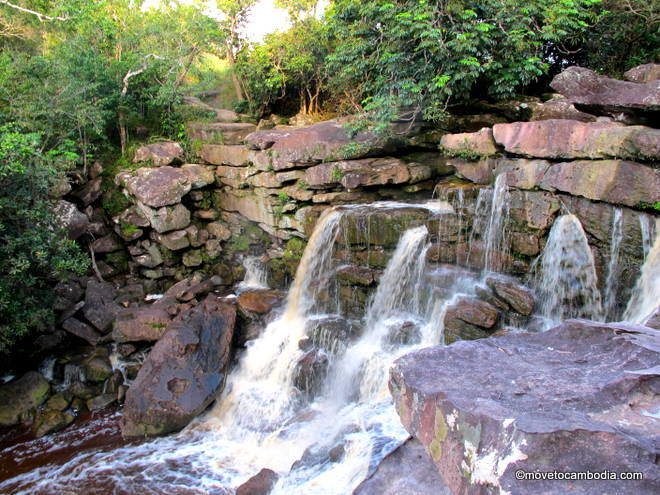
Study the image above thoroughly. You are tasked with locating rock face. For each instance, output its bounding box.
[353,438,451,495]
[123,166,192,207]
[550,66,660,122]
[390,320,660,495]
[440,128,499,157]
[122,295,236,437]
[133,142,184,166]
[0,372,50,426]
[492,120,659,161]
[305,158,411,190]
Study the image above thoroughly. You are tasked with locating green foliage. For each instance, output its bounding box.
[277,191,291,202]
[331,166,344,181]
[283,237,306,260]
[0,125,89,354]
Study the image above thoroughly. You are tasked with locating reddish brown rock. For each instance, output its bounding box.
[449,158,498,184]
[446,297,499,328]
[122,295,236,437]
[124,166,192,208]
[187,122,257,145]
[390,320,660,495]
[485,277,534,315]
[236,468,279,495]
[91,234,123,253]
[83,279,120,333]
[336,265,375,286]
[133,142,184,166]
[112,304,172,342]
[305,158,411,190]
[493,120,660,161]
[180,163,215,189]
[440,128,499,157]
[237,290,285,314]
[550,66,660,122]
[529,96,596,122]
[62,317,102,345]
[624,63,660,84]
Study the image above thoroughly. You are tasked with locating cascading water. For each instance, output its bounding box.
[624,218,660,325]
[639,214,657,259]
[603,208,623,320]
[532,214,603,326]
[483,174,511,273]
[236,255,269,292]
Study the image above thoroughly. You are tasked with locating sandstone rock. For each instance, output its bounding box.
[445,297,499,328]
[177,276,223,302]
[449,157,498,184]
[439,128,499,157]
[133,142,184,166]
[112,304,172,342]
[200,144,271,170]
[390,319,660,495]
[528,96,596,122]
[137,202,191,233]
[73,177,103,206]
[181,163,215,189]
[33,409,74,437]
[83,279,120,332]
[550,66,660,122]
[485,277,534,315]
[236,468,279,495]
[216,190,278,227]
[53,200,89,239]
[624,63,660,84]
[187,122,257,145]
[353,438,451,495]
[154,229,190,251]
[182,249,203,267]
[237,290,284,314]
[403,152,455,176]
[0,372,50,426]
[305,158,411,190]
[492,120,660,161]
[336,265,375,286]
[207,221,232,241]
[62,317,102,345]
[83,356,113,382]
[312,191,378,204]
[124,166,192,207]
[53,280,84,311]
[122,295,236,437]
[245,119,399,169]
[216,164,256,188]
[339,206,432,247]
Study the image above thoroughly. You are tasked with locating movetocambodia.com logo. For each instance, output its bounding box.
[515,469,643,481]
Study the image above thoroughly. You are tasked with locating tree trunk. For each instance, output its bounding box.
[118,109,128,156]
[225,41,244,101]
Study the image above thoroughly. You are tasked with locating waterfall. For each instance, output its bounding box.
[624,218,660,325]
[640,214,656,259]
[237,256,269,291]
[483,174,511,272]
[603,208,623,320]
[533,214,603,326]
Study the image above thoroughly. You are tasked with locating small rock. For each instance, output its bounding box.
[33,409,74,438]
[486,277,535,315]
[236,468,279,495]
[83,356,113,383]
[237,290,285,314]
[45,392,71,411]
[62,317,103,345]
[86,393,116,411]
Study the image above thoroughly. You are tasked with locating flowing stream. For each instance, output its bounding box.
[624,217,660,325]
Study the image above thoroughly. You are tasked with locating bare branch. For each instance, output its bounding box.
[0,0,68,22]
[121,54,165,96]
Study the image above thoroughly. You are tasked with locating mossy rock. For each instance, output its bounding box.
[0,372,50,426]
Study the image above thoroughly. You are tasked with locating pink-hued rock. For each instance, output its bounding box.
[440,128,499,157]
[112,304,172,342]
[187,122,257,145]
[624,63,660,84]
[122,295,236,437]
[133,142,184,166]
[390,319,660,495]
[123,166,192,208]
[550,66,660,121]
[492,120,660,161]
[449,158,498,184]
[528,96,596,122]
[305,158,411,190]
[485,277,534,315]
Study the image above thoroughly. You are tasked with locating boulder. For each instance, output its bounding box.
[83,279,121,333]
[485,277,534,315]
[86,393,116,411]
[390,319,660,495]
[493,120,660,161]
[439,128,499,157]
[216,190,278,227]
[443,297,500,344]
[236,468,279,495]
[124,166,192,208]
[73,177,103,206]
[181,163,215,189]
[293,348,329,397]
[33,409,74,437]
[112,304,172,342]
[528,96,596,122]
[353,438,451,495]
[137,202,191,233]
[245,119,399,169]
[53,280,84,311]
[624,63,660,84]
[305,157,411,190]
[0,372,50,426]
[550,66,660,122]
[53,200,89,239]
[122,295,236,437]
[237,290,285,314]
[187,122,257,145]
[216,164,257,188]
[62,317,102,345]
[83,356,113,382]
[207,221,232,241]
[133,142,184,166]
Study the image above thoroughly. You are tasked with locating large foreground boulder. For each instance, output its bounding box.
[390,320,660,494]
[0,372,50,426]
[122,295,236,437]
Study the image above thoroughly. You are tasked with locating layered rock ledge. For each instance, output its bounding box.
[390,320,660,494]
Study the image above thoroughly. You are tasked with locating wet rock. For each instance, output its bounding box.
[137,202,191,233]
[53,200,89,239]
[443,297,500,344]
[83,356,113,383]
[123,166,191,208]
[449,157,498,184]
[133,142,184,166]
[104,370,124,395]
[187,122,257,145]
[86,393,116,411]
[0,372,50,426]
[112,304,172,342]
[338,206,431,247]
[237,290,284,314]
[122,295,236,437]
[62,317,103,345]
[493,120,659,161]
[390,319,660,495]
[45,392,71,411]
[336,265,375,286]
[305,158,411,189]
[440,128,499,157]
[69,381,100,400]
[83,279,121,333]
[353,438,450,495]
[624,63,660,84]
[486,277,534,315]
[293,349,329,398]
[33,409,74,437]
[550,66,660,122]
[236,468,279,495]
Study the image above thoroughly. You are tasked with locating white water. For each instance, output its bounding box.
[236,256,269,292]
[603,208,623,320]
[640,214,656,259]
[483,174,511,273]
[533,214,603,326]
[624,218,660,324]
